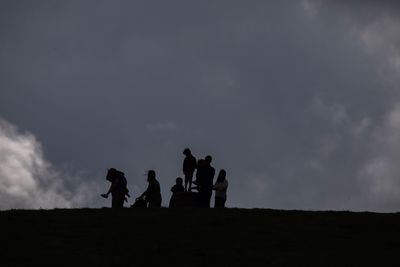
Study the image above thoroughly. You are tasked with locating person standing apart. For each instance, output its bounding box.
[183,148,197,191]
[213,169,228,208]
[140,170,162,208]
[101,168,130,209]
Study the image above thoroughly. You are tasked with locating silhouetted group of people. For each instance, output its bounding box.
[101,148,228,209]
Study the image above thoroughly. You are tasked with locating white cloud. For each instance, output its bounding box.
[303,0,400,80]
[301,0,325,17]
[352,117,371,138]
[0,118,99,210]
[247,172,268,200]
[359,15,400,78]
[357,104,400,211]
[302,0,400,211]
[311,96,349,126]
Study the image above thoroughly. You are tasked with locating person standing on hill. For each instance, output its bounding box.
[193,159,205,188]
[213,169,228,208]
[101,168,130,209]
[183,148,197,191]
[198,155,215,208]
[139,170,162,208]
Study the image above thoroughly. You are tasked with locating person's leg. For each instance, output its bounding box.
[149,196,162,208]
[198,190,206,208]
[187,173,193,191]
[194,191,202,207]
[184,173,189,191]
[214,197,223,208]
[156,196,162,207]
[118,198,124,208]
[205,190,212,208]
[169,194,175,208]
[112,196,117,208]
[112,194,124,209]
[222,198,226,208]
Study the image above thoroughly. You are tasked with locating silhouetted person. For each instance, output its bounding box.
[197,155,215,208]
[169,177,184,207]
[171,177,184,194]
[101,168,130,208]
[183,148,197,191]
[213,169,228,208]
[139,170,162,208]
[192,159,205,190]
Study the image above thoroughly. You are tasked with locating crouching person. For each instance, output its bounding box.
[169,177,184,207]
[139,170,162,208]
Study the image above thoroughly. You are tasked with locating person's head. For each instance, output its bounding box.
[205,155,212,164]
[217,169,226,183]
[147,170,156,182]
[176,177,183,185]
[183,148,191,156]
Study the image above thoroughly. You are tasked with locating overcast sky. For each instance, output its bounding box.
[1,1,400,211]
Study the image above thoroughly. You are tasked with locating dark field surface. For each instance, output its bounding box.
[1,208,400,266]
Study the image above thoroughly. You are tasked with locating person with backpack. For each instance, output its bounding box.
[101,168,130,208]
[213,169,228,208]
[139,170,162,208]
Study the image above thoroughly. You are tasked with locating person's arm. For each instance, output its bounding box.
[125,188,130,197]
[214,180,228,191]
[140,182,152,199]
[191,157,197,172]
[219,180,228,190]
[139,189,147,199]
[183,158,187,173]
[101,181,116,198]
[213,182,222,191]
[106,183,113,196]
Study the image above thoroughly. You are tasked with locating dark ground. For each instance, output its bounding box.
[1,208,400,266]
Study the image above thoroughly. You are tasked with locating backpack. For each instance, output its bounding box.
[119,174,130,197]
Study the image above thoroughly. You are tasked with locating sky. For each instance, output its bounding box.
[1,0,400,211]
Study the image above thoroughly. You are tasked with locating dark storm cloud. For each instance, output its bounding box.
[1,1,399,211]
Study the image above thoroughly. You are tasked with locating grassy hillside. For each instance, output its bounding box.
[1,208,400,266]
